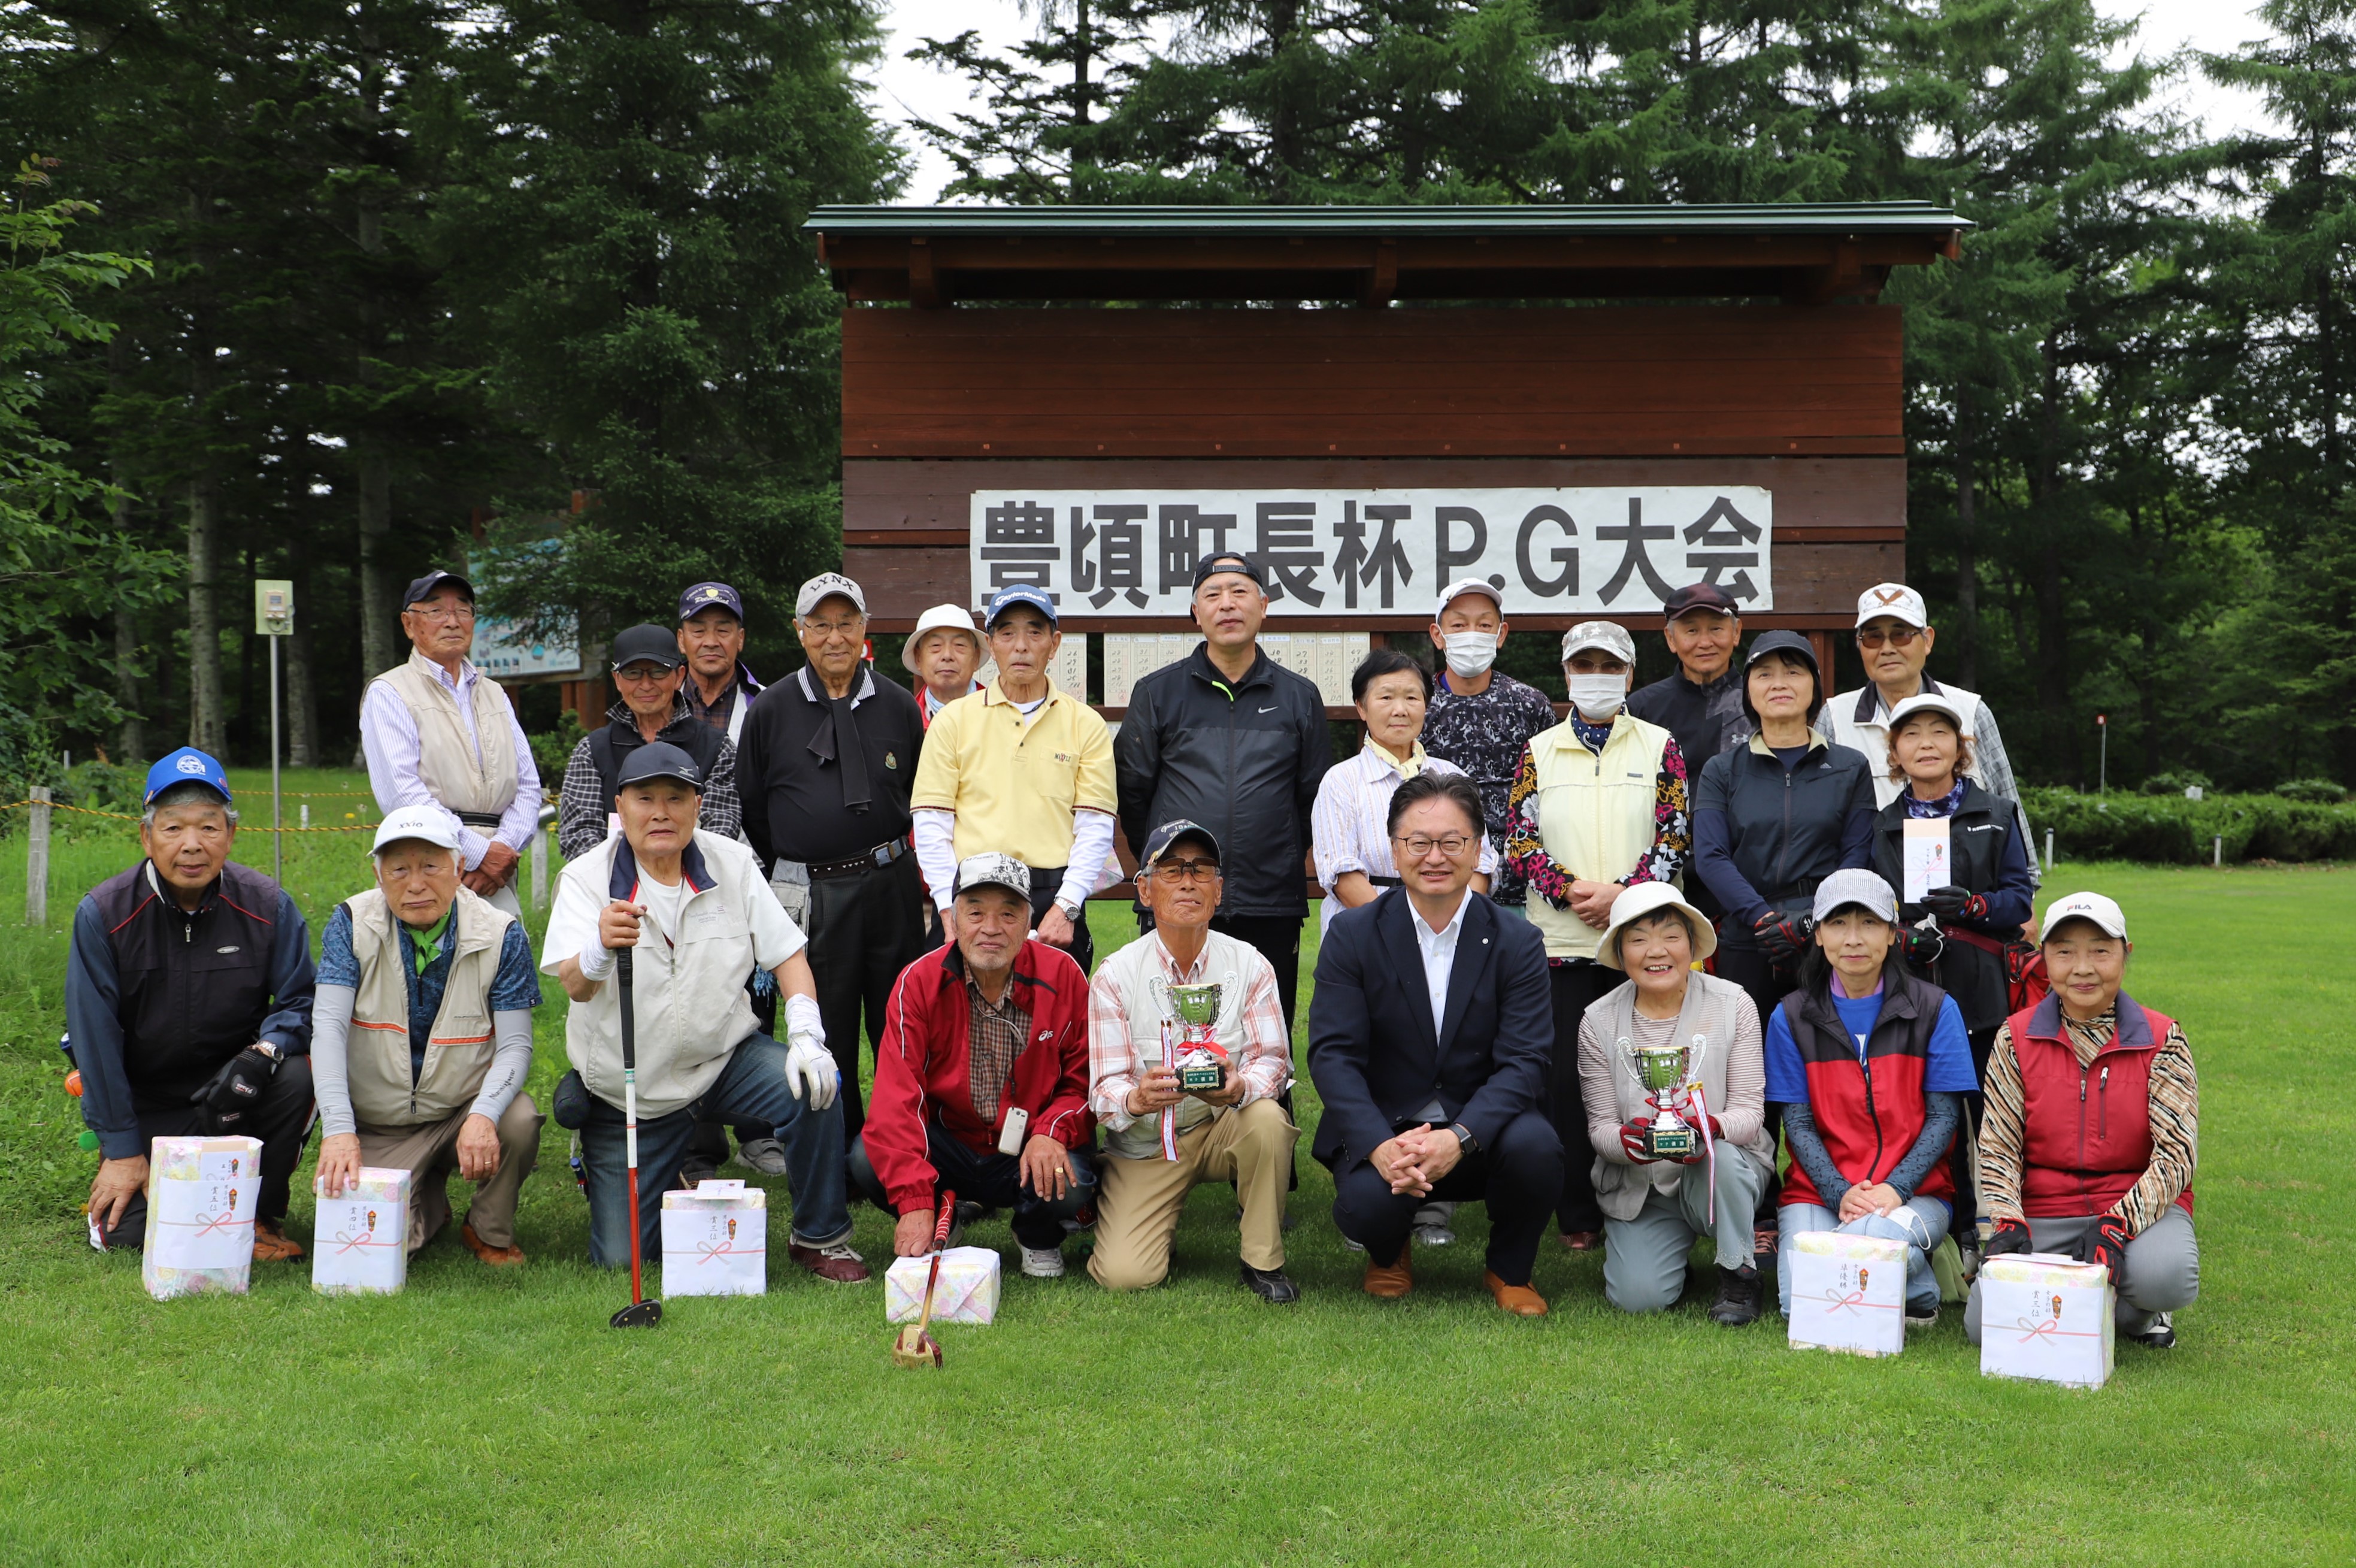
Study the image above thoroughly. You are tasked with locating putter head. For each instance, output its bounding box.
[890,1325,942,1368]
[610,1297,664,1329]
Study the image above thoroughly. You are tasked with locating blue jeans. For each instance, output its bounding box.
[578,1032,851,1267]
[848,1127,1098,1251]
[1777,1196,1951,1316]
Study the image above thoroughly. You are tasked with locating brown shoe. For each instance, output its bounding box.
[251,1220,304,1263]
[1484,1270,1549,1316]
[1556,1230,1601,1252]
[788,1239,873,1284]
[1362,1248,1414,1299]
[462,1221,526,1268]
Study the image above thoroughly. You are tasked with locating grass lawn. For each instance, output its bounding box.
[0,771,2349,1563]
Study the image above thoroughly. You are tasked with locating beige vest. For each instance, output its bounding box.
[343,885,513,1128]
[1526,713,1673,961]
[1585,970,1774,1221]
[1094,928,1269,1161]
[373,651,520,818]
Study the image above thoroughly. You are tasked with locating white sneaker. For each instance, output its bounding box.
[1413,1222,1457,1247]
[1341,1236,1367,1253]
[1020,1245,1065,1279]
[1413,1200,1456,1246]
[732,1137,790,1175]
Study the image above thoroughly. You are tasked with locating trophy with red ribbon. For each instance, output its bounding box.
[1149,974,1234,1093]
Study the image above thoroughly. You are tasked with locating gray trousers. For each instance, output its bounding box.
[1601,1146,1772,1313]
[1965,1208,2198,1342]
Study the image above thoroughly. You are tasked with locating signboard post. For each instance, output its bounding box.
[253,580,295,882]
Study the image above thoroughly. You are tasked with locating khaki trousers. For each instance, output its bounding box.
[354,1092,544,1252]
[1088,1098,1298,1290]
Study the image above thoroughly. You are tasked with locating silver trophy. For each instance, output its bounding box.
[1619,1031,1710,1161]
[1149,973,1235,1091]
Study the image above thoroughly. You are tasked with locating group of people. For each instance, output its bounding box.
[64,556,2200,1347]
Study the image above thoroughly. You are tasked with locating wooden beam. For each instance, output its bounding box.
[1357,242,1398,309]
[908,240,943,310]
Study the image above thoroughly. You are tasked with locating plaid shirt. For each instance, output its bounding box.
[1087,930,1292,1134]
[965,973,1031,1125]
[555,696,742,861]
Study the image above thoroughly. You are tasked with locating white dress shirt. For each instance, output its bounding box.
[1410,885,1474,1041]
[1310,741,1498,936]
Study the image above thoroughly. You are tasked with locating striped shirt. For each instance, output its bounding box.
[1086,931,1292,1135]
[1978,1005,2199,1234]
[1310,741,1499,933]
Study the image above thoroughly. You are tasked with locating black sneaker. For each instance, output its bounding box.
[1240,1261,1301,1303]
[1904,1303,1939,1330]
[679,1154,720,1189]
[1707,1264,1762,1327]
[2133,1312,2176,1349]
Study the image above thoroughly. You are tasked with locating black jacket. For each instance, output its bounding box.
[1115,644,1330,919]
[1692,734,1877,937]
[1871,780,2037,1033]
[736,664,923,869]
[1307,889,1554,1171]
[1627,667,1748,773]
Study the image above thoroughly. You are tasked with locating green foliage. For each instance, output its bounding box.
[2140,769,2212,796]
[2276,776,2351,803]
[2024,784,2356,862]
[527,709,588,790]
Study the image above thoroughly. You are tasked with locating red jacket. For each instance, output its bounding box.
[1775,964,1955,1209]
[2007,992,2193,1219]
[864,938,1095,1215]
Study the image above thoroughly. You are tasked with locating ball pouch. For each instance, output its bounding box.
[997,1106,1029,1157]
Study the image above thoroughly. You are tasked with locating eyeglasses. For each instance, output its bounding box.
[1392,833,1476,859]
[407,602,475,624]
[1150,858,1219,883]
[1856,625,1922,649]
[614,664,675,683]
[802,619,863,638]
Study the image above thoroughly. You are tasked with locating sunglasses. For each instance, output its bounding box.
[1856,625,1922,649]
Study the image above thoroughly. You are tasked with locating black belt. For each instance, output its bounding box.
[454,810,505,828]
[1368,874,1404,888]
[808,838,910,880]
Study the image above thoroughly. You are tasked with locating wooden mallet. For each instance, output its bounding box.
[890,1192,958,1369]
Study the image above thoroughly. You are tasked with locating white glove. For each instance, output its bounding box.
[783,994,835,1108]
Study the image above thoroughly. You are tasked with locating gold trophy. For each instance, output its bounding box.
[1149,974,1234,1092]
[1619,1033,1709,1161]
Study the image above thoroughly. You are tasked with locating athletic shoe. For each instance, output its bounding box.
[252,1219,304,1263]
[1341,1235,1367,1253]
[733,1137,789,1176]
[1904,1303,1939,1330]
[1413,1200,1456,1246]
[1240,1261,1300,1303]
[461,1221,526,1267]
[1414,1221,1456,1247]
[787,1239,872,1283]
[679,1154,721,1189]
[1020,1245,1066,1279]
[2134,1312,2177,1349]
[1709,1264,1763,1327]
[1557,1230,1601,1252]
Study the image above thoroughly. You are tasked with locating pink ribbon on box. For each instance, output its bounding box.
[2013,1315,2099,1343]
[695,1239,761,1264]
[1820,1288,1899,1316]
[192,1210,247,1238]
[332,1230,393,1255]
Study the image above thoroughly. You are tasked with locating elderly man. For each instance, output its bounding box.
[1821,582,2037,886]
[676,580,764,743]
[1088,821,1299,1301]
[901,602,987,727]
[853,854,1098,1279]
[1310,773,1562,1314]
[1115,553,1327,1031]
[312,805,544,1264]
[1421,577,1562,922]
[913,585,1117,974]
[541,742,868,1282]
[736,572,926,1149]
[66,750,316,1257]
[555,623,743,862]
[361,570,543,920]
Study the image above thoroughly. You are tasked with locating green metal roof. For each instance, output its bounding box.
[804,202,1971,237]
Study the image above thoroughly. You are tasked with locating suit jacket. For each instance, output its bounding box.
[1307,888,1553,1171]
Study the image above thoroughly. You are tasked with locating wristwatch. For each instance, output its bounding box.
[253,1041,284,1065]
[1447,1121,1477,1154]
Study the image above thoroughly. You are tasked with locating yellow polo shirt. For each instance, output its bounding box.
[910,678,1116,868]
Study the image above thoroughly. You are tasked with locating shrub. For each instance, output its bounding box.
[528,711,589,788]
[2139,769,2212,797]
[2276,777,2350,804]
[2021,786,2356,864]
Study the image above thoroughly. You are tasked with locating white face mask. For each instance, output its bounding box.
[1567,673,1628,719]
[1441,631,1500,679]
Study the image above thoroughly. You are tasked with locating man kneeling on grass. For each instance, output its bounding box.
[68,749,316,1260]
[312,806,544,1265]
[1087,821,1300,1301]
[854,854,1098,1279]
[541,743,869,1283]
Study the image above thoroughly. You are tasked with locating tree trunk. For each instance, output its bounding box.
[2030,337,2078,783]
[286,607,319,768]
[1952,383,1979,690]
[106,336,146,761]
[186,477,227,756]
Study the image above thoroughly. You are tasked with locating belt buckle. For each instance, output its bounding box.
[870,841,890,867]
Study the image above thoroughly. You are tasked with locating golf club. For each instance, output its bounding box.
[890,1191,958,1369]
[610,945,662,1329]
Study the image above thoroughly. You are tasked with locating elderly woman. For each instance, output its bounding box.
[1967,892,2198,1350]
[1312,646,1494,1246]
[1764,868,1978,1327]
[1577,883,1774,1325]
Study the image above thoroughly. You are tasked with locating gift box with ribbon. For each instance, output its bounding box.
[661,1179,767,1297]
[141,1135,264,1301]
[312,1167,413,1295]
[1979,1252,2115,1389]
[1786,1230,1908,1357]
[885,1245,1002,1326]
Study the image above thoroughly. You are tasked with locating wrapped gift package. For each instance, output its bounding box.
[1979,1252,2115,1389]
[885,1245,1002,1326]
[142,1135,264,1301]
[661,1179,767,1297]
[312,1167,413,1295]
[1786,1230,1908,1357]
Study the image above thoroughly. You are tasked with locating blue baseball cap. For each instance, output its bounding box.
[678,581,744,623]
[984,583,1058,629]
[144,747,232,807]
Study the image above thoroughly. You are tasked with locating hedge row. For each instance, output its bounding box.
[2022,786,2356,864]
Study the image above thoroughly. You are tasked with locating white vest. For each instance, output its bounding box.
[1525,713,1673,962]
[341,885,513,1128]
[559,831,767,1119]
[1092,928,1268,1162]
[372,651,520,818]
[1824,681,1992,809]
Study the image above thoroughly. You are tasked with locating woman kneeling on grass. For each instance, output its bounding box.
[1577,883,1775,1325]
[1966,891,2198,1351]
[1766,868,1977,1328]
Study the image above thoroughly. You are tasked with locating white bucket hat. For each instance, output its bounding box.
[1597,881,1718,970]
[901,603,983,673]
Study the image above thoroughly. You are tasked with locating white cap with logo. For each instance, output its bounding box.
[1855,582,1929,628]
[1886,691,1972,735]
[952,852,1031,901]
[1434,578,1504,619]
[372,804,465,857]
[1559,620,1636,664]
[2039,891,2127,942]
[795,572,867,619]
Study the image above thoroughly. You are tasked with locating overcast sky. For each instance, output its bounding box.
[861,0,2288,203]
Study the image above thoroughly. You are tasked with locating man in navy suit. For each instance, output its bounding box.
[1309,772,1562,1314]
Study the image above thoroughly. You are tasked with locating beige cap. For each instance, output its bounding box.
[1560,620,1636,664]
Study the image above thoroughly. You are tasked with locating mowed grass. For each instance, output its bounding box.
[0,771,2348,1564]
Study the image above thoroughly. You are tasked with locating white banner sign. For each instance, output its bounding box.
[970,487,1772,617]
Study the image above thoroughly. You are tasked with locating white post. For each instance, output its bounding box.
[2044,828,2054,873]
[269,631,283,885]
[300,802,310,830]
[26,785,51,927]
[531,825,549,912]
[2213,835,2224,868]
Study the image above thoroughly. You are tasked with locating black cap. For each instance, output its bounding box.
[1662,582,1742,621]
[1740,629,1825,727]
[401,570,473,610]
[614,741,704,792]
[609,623,685,672]
[1141,819,1221,870]
[678,582,744,623]
[1190,552,1265,592]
